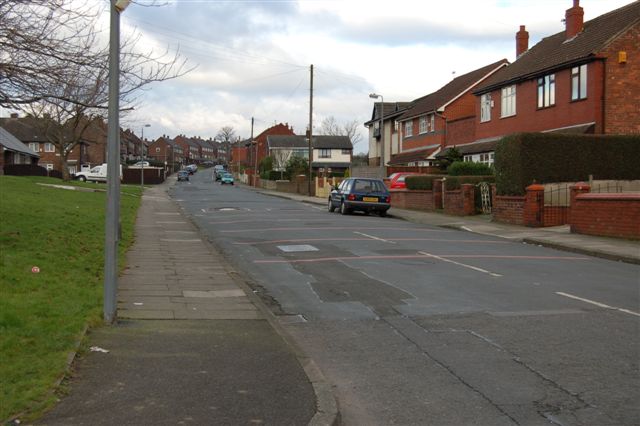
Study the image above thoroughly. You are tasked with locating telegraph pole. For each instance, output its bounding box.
[308,64,313,196]
[252,117,257,186]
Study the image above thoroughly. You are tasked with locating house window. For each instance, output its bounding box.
[319,149,331,158]
[571,64,587,100]
[501,85,516,117]
[156,147,160,153]
[537,74,555,108]
[480,94,492,122]
[341,149,350,155]
[419,116,428,134]
[429,114,435,132]
[28,142,39,152]
[44,143,55,152]
[44,163,54,171]
[404,121,413,137]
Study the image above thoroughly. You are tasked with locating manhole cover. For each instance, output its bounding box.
[277,245,319,252]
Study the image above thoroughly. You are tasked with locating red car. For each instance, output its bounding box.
[388,172,422,189]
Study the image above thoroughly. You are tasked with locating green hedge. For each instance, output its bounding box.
[444,175,495,190]
[405,175,446,190]
[448,161,494,176]
[495,133,640,195]
[261,170,289,180]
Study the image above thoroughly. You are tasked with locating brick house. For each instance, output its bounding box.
[174,135,200,164]
[392,59,509,167]
[251,123,296,170]
[266,134,353,175]
[365,102,411,167]
[464,0,640,162]
[148,136,183,167]
[0,126,39,172]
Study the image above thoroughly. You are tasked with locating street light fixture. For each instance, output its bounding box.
[141,124,150,190]
[369,93,384,175]
[104,0,130,324]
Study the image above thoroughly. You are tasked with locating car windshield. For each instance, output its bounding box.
[353,179,385,193]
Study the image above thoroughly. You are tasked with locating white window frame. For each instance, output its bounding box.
[501,85,516,118]
[480,94,492,122]
[571,64,587,101]
[537,74,555,108]
[156,147,160,153]
[319,148,331,159]
[44,143,55,152]
[429,114,435,132]
[404,120,413,137]
[44,163,54,171]
[28,142,39,152]
[419,116,428,134]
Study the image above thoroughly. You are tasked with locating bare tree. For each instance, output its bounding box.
[3,0,192,179]
[272,149,292,179]
[320,116,362,146]
[216,126,236,143]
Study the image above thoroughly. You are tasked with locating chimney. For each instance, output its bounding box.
[516,25,529,57]
[565,0,584,40]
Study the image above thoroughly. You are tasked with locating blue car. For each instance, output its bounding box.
[220,172,234,185]
[328,178,390,216]
[177,170,189,181]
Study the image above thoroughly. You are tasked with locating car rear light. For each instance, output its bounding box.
[347,194,356,201]
[385,196,391,203]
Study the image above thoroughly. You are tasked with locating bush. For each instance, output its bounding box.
[448,161,493,176]
[437,147,463,170]
[495,133,640,195]
[259,156,273,174]
[444,175,494,190]
[261,170,288,181]
[285,156,309,177]
[405,175,446,190]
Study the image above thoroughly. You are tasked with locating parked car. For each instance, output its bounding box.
[186,164,198,174]
[130,161,150,168]
[328,177,390,216]
[177,170,189,181]
[388,172,422,189]
[74,163,122,183]
[215,170,223,181]
[220,172,234,185]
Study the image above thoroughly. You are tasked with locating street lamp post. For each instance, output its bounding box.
[141,124,150,190]
[104,0,131,324]
[369,93,384,175]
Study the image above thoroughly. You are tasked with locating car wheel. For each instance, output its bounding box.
[78,176,86,182]
[379,210,387,217]
[340,201,350,215]
[328,198,336,212]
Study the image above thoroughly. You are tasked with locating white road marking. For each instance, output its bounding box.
[160,239,202,242]
[555,292,640,317]
[418,251,502,277]
[156,221,187,224]
[353,231,396,244]
[154,212,180,215]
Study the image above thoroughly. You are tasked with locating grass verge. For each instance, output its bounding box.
[0,176,141,421]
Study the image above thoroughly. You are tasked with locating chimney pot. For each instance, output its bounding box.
[516,25,529,57]
[565,0,584,40]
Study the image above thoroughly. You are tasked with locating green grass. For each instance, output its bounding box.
[0,176,141,421]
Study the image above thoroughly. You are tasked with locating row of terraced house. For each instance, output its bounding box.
[0,113,232,175]
[366,0,639,168]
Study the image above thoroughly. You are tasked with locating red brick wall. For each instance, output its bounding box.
[443,185,475,216]
[601,22,640,134]
[571,193,640,239]
[493,195,525,225]
[401,116,445,151]
[446,116,475,147]
[390,190,435,211]
[475,61,604,140]
[445,92,476,120]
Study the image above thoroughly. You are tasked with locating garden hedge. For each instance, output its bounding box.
[495,133,640,195]
[405,175,446,190]
[448,161,494,176]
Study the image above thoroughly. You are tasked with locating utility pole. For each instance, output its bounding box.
[308,64,313,196]
[252,117,257,186]
[141,124,150,191]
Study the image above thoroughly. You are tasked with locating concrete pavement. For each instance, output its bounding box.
[248,187,640,265]
[39,180,337,426]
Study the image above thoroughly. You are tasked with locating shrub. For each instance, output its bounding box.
[495,133,640,195]
[436,147,463,170]
[448,161,493,176]
[285,155,309,177]
[405,175,446,190]
[444,175,494,190]
[259,156,273,174]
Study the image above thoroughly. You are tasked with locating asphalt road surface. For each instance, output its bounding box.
[171,170,639,426]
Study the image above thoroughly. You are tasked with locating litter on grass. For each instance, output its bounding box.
[90,346,109,353]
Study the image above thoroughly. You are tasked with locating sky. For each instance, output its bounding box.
[3,0,632,154]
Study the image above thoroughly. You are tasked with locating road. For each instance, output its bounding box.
[171,170,639,426]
